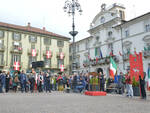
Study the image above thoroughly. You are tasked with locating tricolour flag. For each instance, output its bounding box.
[99,47,103,58]
[109,57,117,79]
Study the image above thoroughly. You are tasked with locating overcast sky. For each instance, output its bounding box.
[0,0,149,41]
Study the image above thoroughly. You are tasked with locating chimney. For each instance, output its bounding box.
[28,22,31,27]
[43,27,46,31]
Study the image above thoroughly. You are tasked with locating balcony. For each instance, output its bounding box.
[11,62,23,68]
[10,46,23,54]
[57,52,65,58]
[43,51,53,58]
[0,61,5,67]
[0,45,5,52]
[28,49,39,56]
[143,50,150,58]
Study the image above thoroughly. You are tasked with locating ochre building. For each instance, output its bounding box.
[0,22,70,74]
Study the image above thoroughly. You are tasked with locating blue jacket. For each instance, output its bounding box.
[20,73,27,83]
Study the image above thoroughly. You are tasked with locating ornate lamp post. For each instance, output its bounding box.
[63,0,82,74]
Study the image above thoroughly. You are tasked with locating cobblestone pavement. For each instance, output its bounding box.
[0,91,150,113]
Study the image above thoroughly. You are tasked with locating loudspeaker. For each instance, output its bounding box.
[32,62,37,68]
[36,61,44,67]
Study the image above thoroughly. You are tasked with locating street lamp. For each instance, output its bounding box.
[63,0,82,74]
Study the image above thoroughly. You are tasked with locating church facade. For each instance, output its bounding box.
[70,3,150,76]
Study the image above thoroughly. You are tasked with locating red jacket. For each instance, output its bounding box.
[125,74,132,84]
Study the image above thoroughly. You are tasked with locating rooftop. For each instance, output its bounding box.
[0,21,70,40]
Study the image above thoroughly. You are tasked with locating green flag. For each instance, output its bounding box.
[95,48,97,56]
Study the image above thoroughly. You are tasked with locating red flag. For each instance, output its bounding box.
[14,61,20,71]
[46,50,51,59]
[134,48,137,55]
[60,65,64,72]
[96,57,98,63]
[119,51,122,56]
[32,49,36,57]
[110,52,113,56]
[129,52,144,81]
[18,47,22,51]
[60,52,64,59]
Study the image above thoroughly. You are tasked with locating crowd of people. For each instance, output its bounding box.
[0,68,147,100]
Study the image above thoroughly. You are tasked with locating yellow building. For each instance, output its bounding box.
[0,22,70,73]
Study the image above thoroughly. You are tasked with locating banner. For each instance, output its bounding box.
[129,52,144,81]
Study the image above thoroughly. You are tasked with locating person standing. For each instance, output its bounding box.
[125,70,133,97]
[1,71,6,93]
[12,71,19,92]
[29,72,35,93]
[5,71,11,93]
[20,70,27,93]
[0,71,2,93]
[99,72,105,91]
[38,72,44,92]
[45,72,51,93]
[139,73,146,99]
[117,72,124,94]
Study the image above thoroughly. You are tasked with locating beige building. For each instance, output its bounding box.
[0,22,70,74]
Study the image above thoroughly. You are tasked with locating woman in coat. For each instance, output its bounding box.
[5,71,11,93]
[12,71,19,92]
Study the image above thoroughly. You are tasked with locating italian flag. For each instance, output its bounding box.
[110,57,117,79]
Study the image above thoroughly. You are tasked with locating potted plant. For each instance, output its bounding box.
[132,76,140,96]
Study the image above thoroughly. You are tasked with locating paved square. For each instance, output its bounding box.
[0,92,150,113]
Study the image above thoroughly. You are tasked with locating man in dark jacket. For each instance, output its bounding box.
[99,72,105,91]
[20,70,27,93]
[139,73,146,99]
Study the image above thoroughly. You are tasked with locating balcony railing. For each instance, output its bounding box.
[10,46,23,54]
[43,51,53,57]
[11,62,23,68]
[28,49,39,56]
[57,52,65,58]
